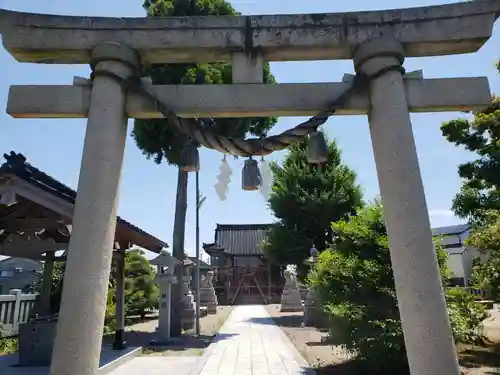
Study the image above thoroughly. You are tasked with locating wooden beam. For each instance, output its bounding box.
[0,218,68,232]
[0,242,68,257]
[6,77,492,119]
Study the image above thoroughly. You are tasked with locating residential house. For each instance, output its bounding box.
[0,257,42,294]
[432,224,481,287]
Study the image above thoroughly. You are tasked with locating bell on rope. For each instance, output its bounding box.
[179,142,200,172]
[242,158,262,191]
[307,131,328,164]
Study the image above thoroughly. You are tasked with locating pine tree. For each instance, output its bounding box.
[263,137,363,279]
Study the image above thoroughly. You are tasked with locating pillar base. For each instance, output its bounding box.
[112,329,126,351]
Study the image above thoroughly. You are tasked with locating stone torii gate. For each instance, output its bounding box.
[0,1,499,375]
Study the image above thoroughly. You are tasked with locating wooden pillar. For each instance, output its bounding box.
[113,246,126,350]
[267,262,272,303]
[40,252,55,315]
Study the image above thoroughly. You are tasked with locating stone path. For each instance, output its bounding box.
[107,305,314,375]
[190,305,315,375]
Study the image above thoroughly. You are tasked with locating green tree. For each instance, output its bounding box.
[132,0,277,335]
[310,204,486,373]
[34,260,66,314]
[262,137,363,279]
[123,248,159,319]
[441,60,500,300]
[36,249,157,323]
[466,210,500,299]
[440,61,500,225]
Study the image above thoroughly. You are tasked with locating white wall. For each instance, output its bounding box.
[437,228,481,286]
[445,252,466,280]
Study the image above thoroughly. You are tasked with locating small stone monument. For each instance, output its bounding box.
[280,265,302,312]
[199,270,218,314]
[181,259,196,331]
[303,246,327,327]
[150,250,180,343]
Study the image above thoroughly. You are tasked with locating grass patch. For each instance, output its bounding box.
[0,337,18,356]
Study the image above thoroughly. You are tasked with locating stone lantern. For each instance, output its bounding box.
[303,246,326,327]
[150,250,181,343]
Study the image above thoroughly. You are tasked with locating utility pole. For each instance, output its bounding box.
[195,170,206,336]
[195,170,201,336]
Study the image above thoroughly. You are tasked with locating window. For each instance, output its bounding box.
[0,270,14,277]
[14,267,23,273]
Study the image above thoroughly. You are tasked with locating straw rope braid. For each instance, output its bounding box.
[90,50,404,157]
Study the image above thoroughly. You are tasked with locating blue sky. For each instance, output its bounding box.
[0,0,499,259]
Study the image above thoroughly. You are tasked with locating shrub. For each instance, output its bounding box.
[446,287,489,345]
[310,204,486,374]
[309,204,411,373]
[0,325,19,355]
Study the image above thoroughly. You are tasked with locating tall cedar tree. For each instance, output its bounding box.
[263,137,363,279]
[132,0,277,336]
[440,61,500,225]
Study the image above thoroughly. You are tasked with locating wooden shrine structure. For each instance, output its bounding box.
[0,151,168,349]
[203,224,283,305]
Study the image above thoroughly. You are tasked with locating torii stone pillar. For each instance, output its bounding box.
[49,43,140,375]
[353,38,460,375]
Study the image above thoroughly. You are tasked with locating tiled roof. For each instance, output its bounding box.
[432,224,470,236]
[214,224,275,256]
[0,151,168,251]
[187,256,212,269]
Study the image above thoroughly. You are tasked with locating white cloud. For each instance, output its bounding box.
[428,209,455,218]
[428,209,464,227]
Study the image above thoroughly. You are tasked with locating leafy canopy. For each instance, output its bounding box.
[440,62,500,225]
[263,137,363,278]
[465,210,500,300]
[133,0,277,165]
[441,60,500,301]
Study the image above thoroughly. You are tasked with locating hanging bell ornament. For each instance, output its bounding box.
[179,141,200,172]
[307,131,328,164]
[242,158,262,191]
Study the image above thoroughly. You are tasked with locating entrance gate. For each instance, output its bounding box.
[1,2,500,375]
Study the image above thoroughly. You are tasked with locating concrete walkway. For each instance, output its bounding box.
[190,305,315,375]
[107,305,314,375]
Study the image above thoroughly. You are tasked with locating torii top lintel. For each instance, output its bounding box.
[0,0,499,64]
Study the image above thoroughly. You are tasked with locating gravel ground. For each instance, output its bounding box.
[266,304,500,375]
[103,306,234,357]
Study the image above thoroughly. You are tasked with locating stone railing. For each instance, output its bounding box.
[0,289,37,337]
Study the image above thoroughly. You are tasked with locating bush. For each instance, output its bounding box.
[309,204,410,373]
[0,336,18,355]
[446,287,489,345]
[310,204,486,374]
[0,325,19,355]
